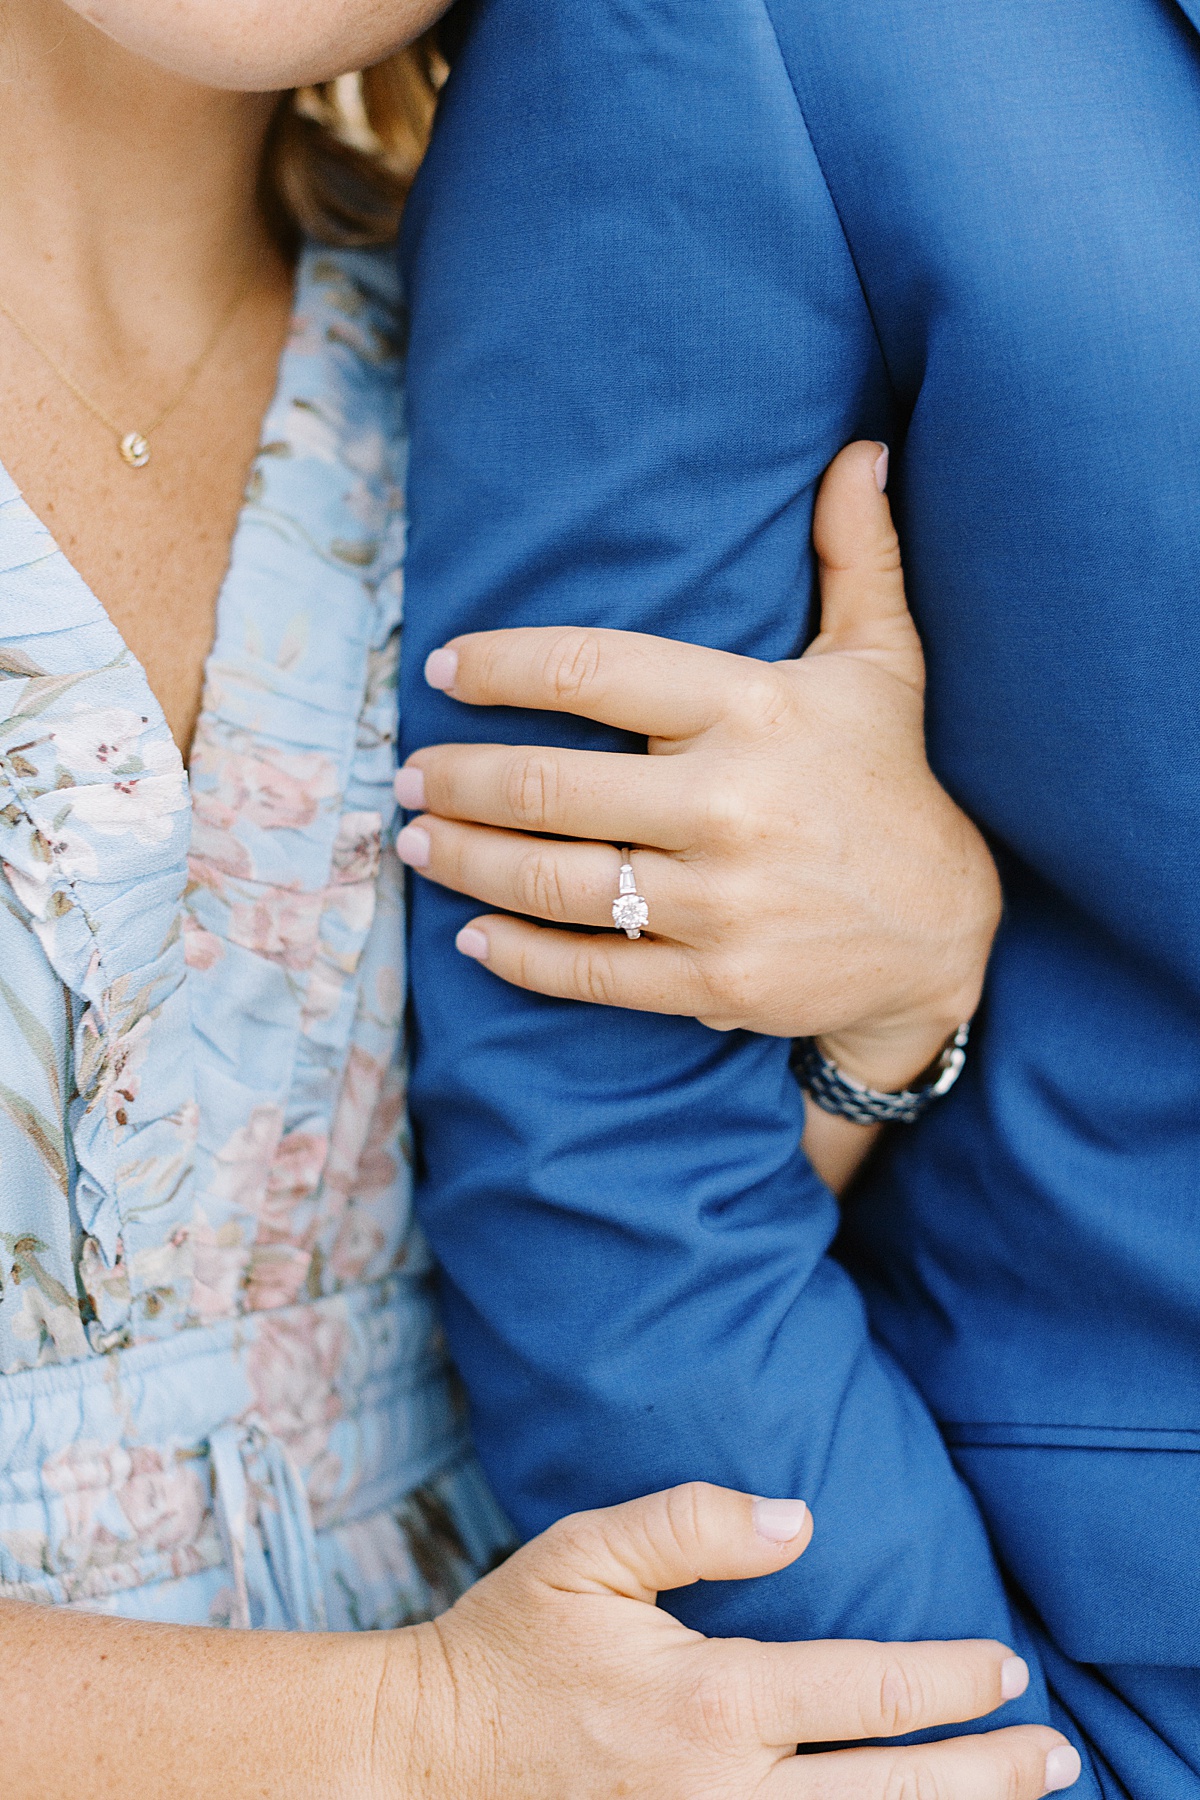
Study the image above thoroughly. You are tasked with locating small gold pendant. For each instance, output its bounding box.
[119,431,151,469]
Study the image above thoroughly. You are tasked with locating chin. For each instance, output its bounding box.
[70,0,452,89]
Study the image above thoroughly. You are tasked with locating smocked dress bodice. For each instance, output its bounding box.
[0,246,509,1630]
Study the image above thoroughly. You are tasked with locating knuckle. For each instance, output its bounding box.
[689,1665,753,1752]
[475,634,511,697]
[510,936,543,994]
[663,1481,708,1563]
[1001,1751,1035,1800]
[540,628,605,706]
[876,1658,934,1738]
[514,846,571,921]
[880,1744,1034,1800]
[541,1509,600,1568]
[694,953,760,1025]
[698,779,750,846]
[736,667,792,737]
[505,752,558,829]
[880,1764,946,1800]
[571,945,621,1007]
[872,518,904,577]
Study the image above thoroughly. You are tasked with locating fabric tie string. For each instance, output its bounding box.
[209,1421,327,1631]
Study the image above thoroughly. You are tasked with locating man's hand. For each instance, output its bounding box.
[389,1481,1080,1799]
[396,440,1001,1098]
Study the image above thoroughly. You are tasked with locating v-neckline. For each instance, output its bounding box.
[0,241,409,1349]
[0,253,307,782]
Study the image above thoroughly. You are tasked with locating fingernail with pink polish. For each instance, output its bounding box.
[425,647,459,691]
[1000,1656,1029,1701]
[751,1498,809,1544]
[395,824,431,869]
[456,926,489,962]
[873,444,890,493]
[1044,1746,1082,1792]
[394,767,426,810]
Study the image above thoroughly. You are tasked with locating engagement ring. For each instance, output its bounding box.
[612,853,650,939]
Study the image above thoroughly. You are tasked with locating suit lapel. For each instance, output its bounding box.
[1170,0,1200,40]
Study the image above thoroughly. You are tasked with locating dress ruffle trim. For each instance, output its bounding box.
[0,479,196,1340]
[182,249,408,1323]
[0,248,408,1357]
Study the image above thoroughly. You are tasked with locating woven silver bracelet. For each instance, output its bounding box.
[791,1023,971,1126]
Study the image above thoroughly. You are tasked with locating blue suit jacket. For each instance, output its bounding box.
[400,3,1200,1789]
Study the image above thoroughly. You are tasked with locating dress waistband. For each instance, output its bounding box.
[0,1273,469,1610]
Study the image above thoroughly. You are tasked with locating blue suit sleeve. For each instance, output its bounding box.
[399,0,1040,1687]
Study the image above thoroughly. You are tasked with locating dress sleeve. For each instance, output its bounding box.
[399,0,1042,1685]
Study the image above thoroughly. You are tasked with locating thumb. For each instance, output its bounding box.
[808,439,924,690]
[527,1483,812,1605]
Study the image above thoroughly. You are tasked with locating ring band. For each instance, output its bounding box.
[612,850,650,939]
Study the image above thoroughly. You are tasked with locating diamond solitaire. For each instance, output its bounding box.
[613,858,650,939]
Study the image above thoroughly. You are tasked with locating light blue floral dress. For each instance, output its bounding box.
[0,245,512,1631]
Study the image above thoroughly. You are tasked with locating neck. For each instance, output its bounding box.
[0,1,282,389]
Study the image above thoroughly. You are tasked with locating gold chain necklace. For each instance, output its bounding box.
[0,262,258,469]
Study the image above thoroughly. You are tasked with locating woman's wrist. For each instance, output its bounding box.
[815,1010,972,1097]
[373,1619,495,1800]
[815,837,1000,1094]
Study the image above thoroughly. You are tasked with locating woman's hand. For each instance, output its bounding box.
[390,1480,1079,1799]
[395,441,1001,1099]
[0,1482,1079,1799]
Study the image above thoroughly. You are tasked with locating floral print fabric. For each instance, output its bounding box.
[0,246,511,1629]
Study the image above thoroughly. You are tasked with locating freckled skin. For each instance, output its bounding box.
[2,0,457,759]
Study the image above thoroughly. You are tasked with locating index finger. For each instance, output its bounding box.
[718,1636,1031,1748]
[424,626,766,740]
